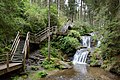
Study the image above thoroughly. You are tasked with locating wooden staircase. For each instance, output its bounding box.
[12,39,25,62]
[30,26,57,44]
[0,26,57,76]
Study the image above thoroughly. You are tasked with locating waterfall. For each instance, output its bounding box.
[73,49,89,64]
[81,36,91,48]
[73,36,91,64]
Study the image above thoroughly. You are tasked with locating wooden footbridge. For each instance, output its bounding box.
[0,26,57,76]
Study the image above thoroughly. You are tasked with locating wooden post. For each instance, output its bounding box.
[23,47,26,71]
[6,53,9,72]
[27,32,30,58]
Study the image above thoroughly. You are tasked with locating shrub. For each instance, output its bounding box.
[68,30,80,39]
[31,71,47,79]
[73,21,92,35]
[37,71,47,78]
[59,36,80,54]
[40,46,59,58]
[41,58,61,70]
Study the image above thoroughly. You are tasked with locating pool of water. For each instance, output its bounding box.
[41,64,120,80]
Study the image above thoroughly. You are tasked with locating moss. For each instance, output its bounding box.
[41,58,62,70]
[37,71,47,78]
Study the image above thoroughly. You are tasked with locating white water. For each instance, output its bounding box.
[81,36,91,48]
[73,36,91,64]
[73,49,89,64]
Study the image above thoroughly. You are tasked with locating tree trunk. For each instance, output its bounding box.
[83,4,86,21]
[80,0,83,20]
[57,0,60,17]
[48,0,51,61]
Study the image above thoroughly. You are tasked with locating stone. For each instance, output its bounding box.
[59,61,72,69]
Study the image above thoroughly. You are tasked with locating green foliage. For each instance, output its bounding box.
[30,71,47,79]
[37,71,47,78]
[40,46,59,58]
[30,66,39,71]
[90,48,102,66]
[11,76,19,80]
[0,0,64,54]
[73,21,92,35]
[68,30,80,39]
[59,36,80,54]
[68,0,76,21]
[41,58,61,70]
[101,19,120,59]
[58,11,67,28]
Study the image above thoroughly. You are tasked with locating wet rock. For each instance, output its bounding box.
[27,50,45,66]
[77,46,87,50]
[110,62,120,75]
[59,61,72,69]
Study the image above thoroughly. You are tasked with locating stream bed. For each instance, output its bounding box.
[41,64,120,80]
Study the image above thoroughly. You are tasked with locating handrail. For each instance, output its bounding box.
[31,26,57,43]
[0,53,11,62]
[30,26,57,43]
[0,53,10,71]
[22,32,30,70]
[0,31,20,64]
[10,32,20,60]
[35,27,49,36]
[10,32,19,54]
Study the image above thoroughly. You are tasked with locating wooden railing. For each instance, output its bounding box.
[0,26,57,72]
[0,32,20,63]
[10,32,20,60]
[30,26,57,43]
[0,53,11,71]
[22,32,30,70]
[0,53,10,64]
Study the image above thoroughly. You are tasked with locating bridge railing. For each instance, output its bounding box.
[22,32,30,70]
[10,31,20,60]
[0,53,11,71]
[0,31,20,63]
[30,26,57,43]
[0,53,10,64]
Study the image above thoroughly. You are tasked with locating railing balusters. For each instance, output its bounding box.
[30,26,57,43]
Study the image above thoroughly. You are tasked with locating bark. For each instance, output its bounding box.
[48,0,51,61]
[57,0,60,17]
[80,0,83,20]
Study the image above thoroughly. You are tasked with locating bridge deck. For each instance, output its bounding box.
[0,63,22,76]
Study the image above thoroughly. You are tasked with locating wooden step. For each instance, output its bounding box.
[11,61,22,63]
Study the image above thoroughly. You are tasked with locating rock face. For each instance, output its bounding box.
[110,62,120,75]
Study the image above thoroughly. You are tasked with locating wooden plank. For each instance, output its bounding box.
[0,63,22,71]
[0,63,22,76]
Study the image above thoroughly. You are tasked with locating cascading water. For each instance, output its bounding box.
[73,36,91,64]
[81,36,91,48]
[73,49,89,64]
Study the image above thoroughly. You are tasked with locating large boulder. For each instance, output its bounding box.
[59,61,72,69]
